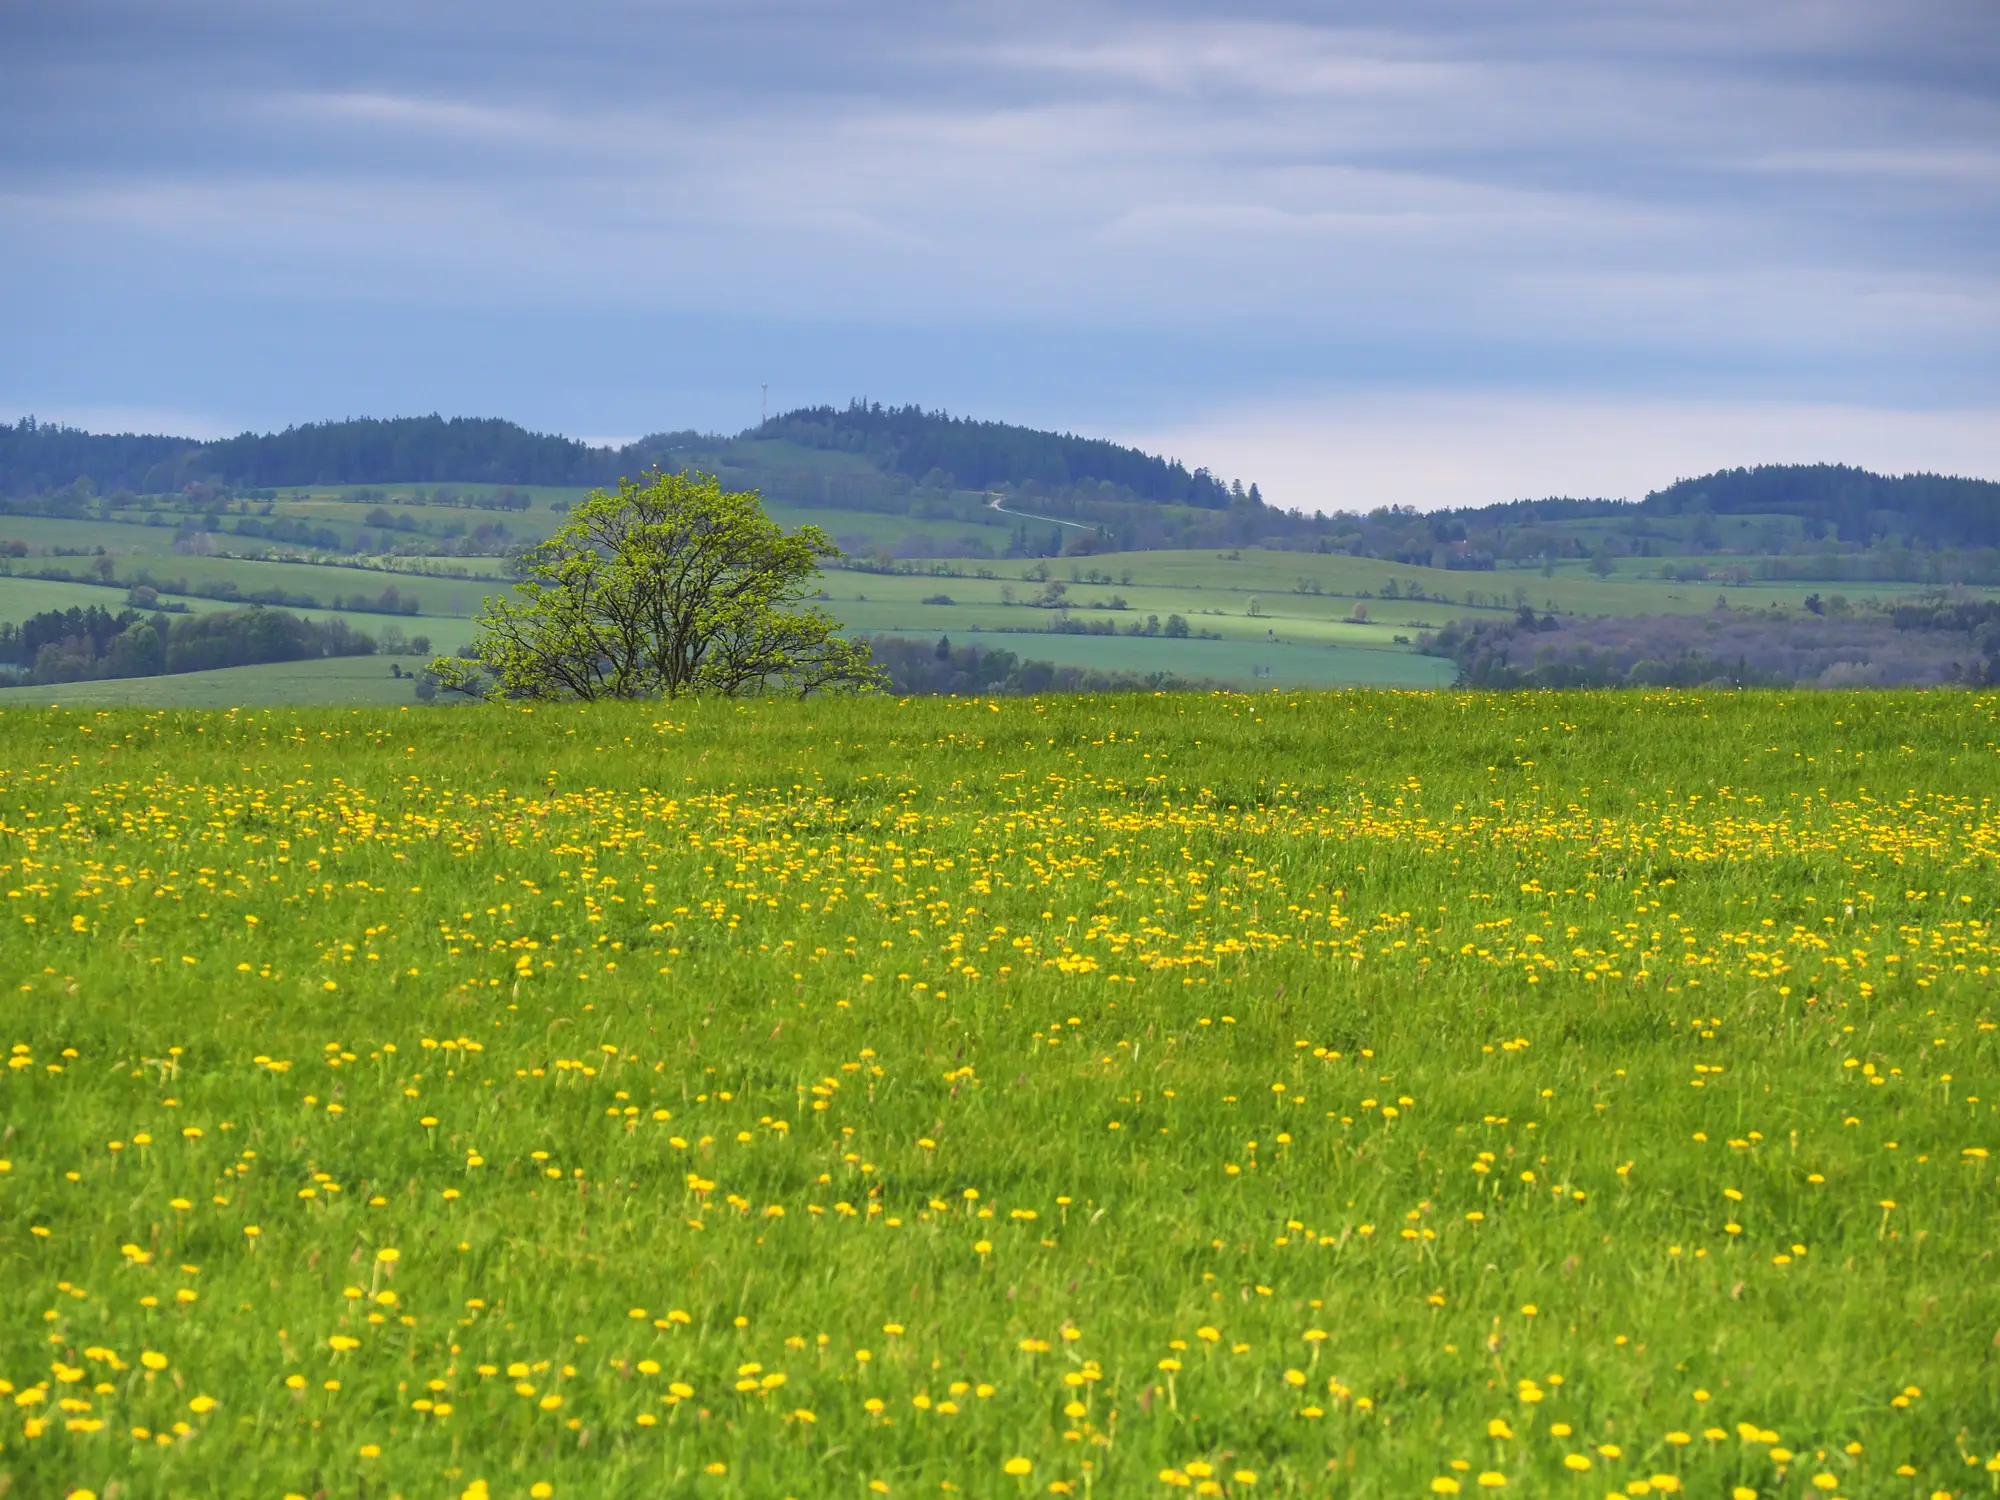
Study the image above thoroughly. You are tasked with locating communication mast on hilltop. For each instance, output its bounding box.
[761,383,768,425]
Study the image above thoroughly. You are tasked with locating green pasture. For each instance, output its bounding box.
[764,504,1007,556]
[0,654,440,709]
[0,554,491,614]
[5,504,1994,706]
[0,691,1994,1499]
[826,572,1439,650]
[812,545,1954,657]
[0,577,475,648]
[0,576,201,621]
[0,513,207,556]
[864,629,1455,689]
[1070,547,1936,618]
[271,483,584,512]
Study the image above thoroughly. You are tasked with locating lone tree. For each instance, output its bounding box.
[427,469,884,700]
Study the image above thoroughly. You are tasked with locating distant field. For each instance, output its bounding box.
[0,653,438,708]
[0,574,479,644]
[6,502,1994,702]
[0,631,1443,707]
[837,597,1412,655]
[0,555,497,615]
[270,482,585,511]
[0,513,184,553]
[0,575,191,619]
[816,546,1968,661]
[866,629,1456,689]
[260,461,1015,557]
[764,502,1008,556]
[1080,547,1937,617]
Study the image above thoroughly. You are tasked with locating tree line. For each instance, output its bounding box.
[0,416,644,497]
[1644,465,2000,550]
[0,605,387,686]
[1418,600,2000,689]
[865,635,1220,695]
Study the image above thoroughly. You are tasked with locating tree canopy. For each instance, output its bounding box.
[0,415,645,496]
[0,604,378,685]
[752,400,1242,507]
[429,470,883,701]
[1642,464,2000,548]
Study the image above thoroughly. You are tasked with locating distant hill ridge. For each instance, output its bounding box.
[1642,464,2000,549]
[1,414,639,494]
[0,403,1247,506]
[752,404,1242,508]
[4,407,1996,549]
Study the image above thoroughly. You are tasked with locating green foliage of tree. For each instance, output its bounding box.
[428,470,885,702]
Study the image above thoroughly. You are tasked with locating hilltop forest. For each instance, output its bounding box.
[5,405,1999,564]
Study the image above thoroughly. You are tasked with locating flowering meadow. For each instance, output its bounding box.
[2,691,1997,1500]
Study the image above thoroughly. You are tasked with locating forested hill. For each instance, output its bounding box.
[1641,465,2000,548]
[0,422,198,497]
[0,405,1248,505]
[7,410,1996,553]
[200,417,638,489]
[1427,467,2000,548]
[754,403,1245,508]
[0,415,641,495]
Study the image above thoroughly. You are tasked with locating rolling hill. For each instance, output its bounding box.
[3,402,1997,699]
[8,407,1998,563]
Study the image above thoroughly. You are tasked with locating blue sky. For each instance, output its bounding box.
[4,0,1997,509]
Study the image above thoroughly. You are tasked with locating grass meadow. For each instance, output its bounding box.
[0,657,451,710]
[1,690,1996,1499]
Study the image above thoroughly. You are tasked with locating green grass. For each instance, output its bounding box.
[0,575,478,643]
[826,572,1431,651]
[862,630,1454,689]
[0,691,1995,1499]
[0,577,191,620]
[1063,547,1959,618]
[0,655,442,709]
[763,503,1007,556]
[0,629,1438,707]
[0,556,490,615]
[0,514,195,554]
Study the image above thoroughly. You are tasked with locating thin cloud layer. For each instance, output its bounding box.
[2,0,1995,495]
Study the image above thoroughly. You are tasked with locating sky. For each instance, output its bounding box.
[3,0,1998,510]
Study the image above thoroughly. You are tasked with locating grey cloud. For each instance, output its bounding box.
[2,0,1995,435]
